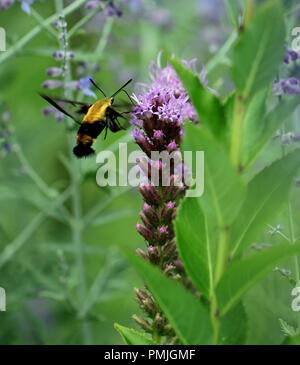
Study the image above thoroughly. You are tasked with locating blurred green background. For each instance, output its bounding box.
[0,0,299,344]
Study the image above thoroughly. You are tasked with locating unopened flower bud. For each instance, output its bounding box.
[85,0,101,9]
[147,245,159,264]
[65,81,81,90]
[43,107,55,117]
[157,225,168,245]
[142,203,159,226]
[136,247,148,260]
[161,201,176,223]
[42,80,62,90]
[132,315,152,333]
[139,183,160,205]
[132,129,154,157]
[46,67,63,77]
[136,223,156,242]
[167,140,177,152]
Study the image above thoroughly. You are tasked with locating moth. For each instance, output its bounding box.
[40,78,132,158]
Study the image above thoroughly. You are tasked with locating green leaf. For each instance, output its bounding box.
[126,252,212,345]
[283,333,300,345]
[243,97,300,170]
[219,302,248,345]
[168,57,226,140]
[216,244,300,316]
[225,0,241,29]
[183,124,246,227]
[174,198,213,300]
[240,88,268,167]
[230,150,300,257]
[279,319,299,338]
[231,0,285,98]
[114,324,158,345]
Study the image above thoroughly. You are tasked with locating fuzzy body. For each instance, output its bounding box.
[74,98,112,158]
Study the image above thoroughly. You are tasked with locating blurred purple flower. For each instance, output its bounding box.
[65,80,81,91]
[0,0,15,10]
[43,107,56,117]
[42,80,63,90]
[80,76,96,98]
[46,67,64,77]
[105,1,122,17]
[284,48,299,64]
[196,0,225,22]
[55,112,64,122]
[273,78,300,96]
[2,141,11,152]
[85,0,101,10]
[19,0,34,14]
[145,8,171,27]
[127,0,144,13]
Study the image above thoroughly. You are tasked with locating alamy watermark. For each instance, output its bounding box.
[291,27,300,52]
[0,287,6,311]
[291,286,300,312]
[95,143,204,198]
[0,27,6,52]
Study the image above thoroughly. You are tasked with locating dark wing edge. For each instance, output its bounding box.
[39,93,81,125]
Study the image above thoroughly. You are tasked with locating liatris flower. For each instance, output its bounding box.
[131,54,205,342]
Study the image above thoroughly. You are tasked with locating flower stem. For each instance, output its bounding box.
[206,31,238,75]
[230,94,246,171]
[14,142,57,199]
[95,16,115,55]
[30,7,59,40]
[214,227,230,285]
[281,125,300,285]
[0,188,71,270]
[210,294,220,345]
[211,227,230,344]
[68,3,104,40]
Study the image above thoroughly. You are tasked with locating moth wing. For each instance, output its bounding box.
[39,93,81,125]
[107,116,122,133]
[106,107,128,131]
[51,98,92,115]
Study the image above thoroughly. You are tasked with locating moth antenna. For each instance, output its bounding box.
[121,89,135,105]
[89,78,107,97]
[111,79,133,98]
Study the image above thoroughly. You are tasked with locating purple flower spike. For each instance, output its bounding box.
[80,76,97,98]
[133,54,201,339]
